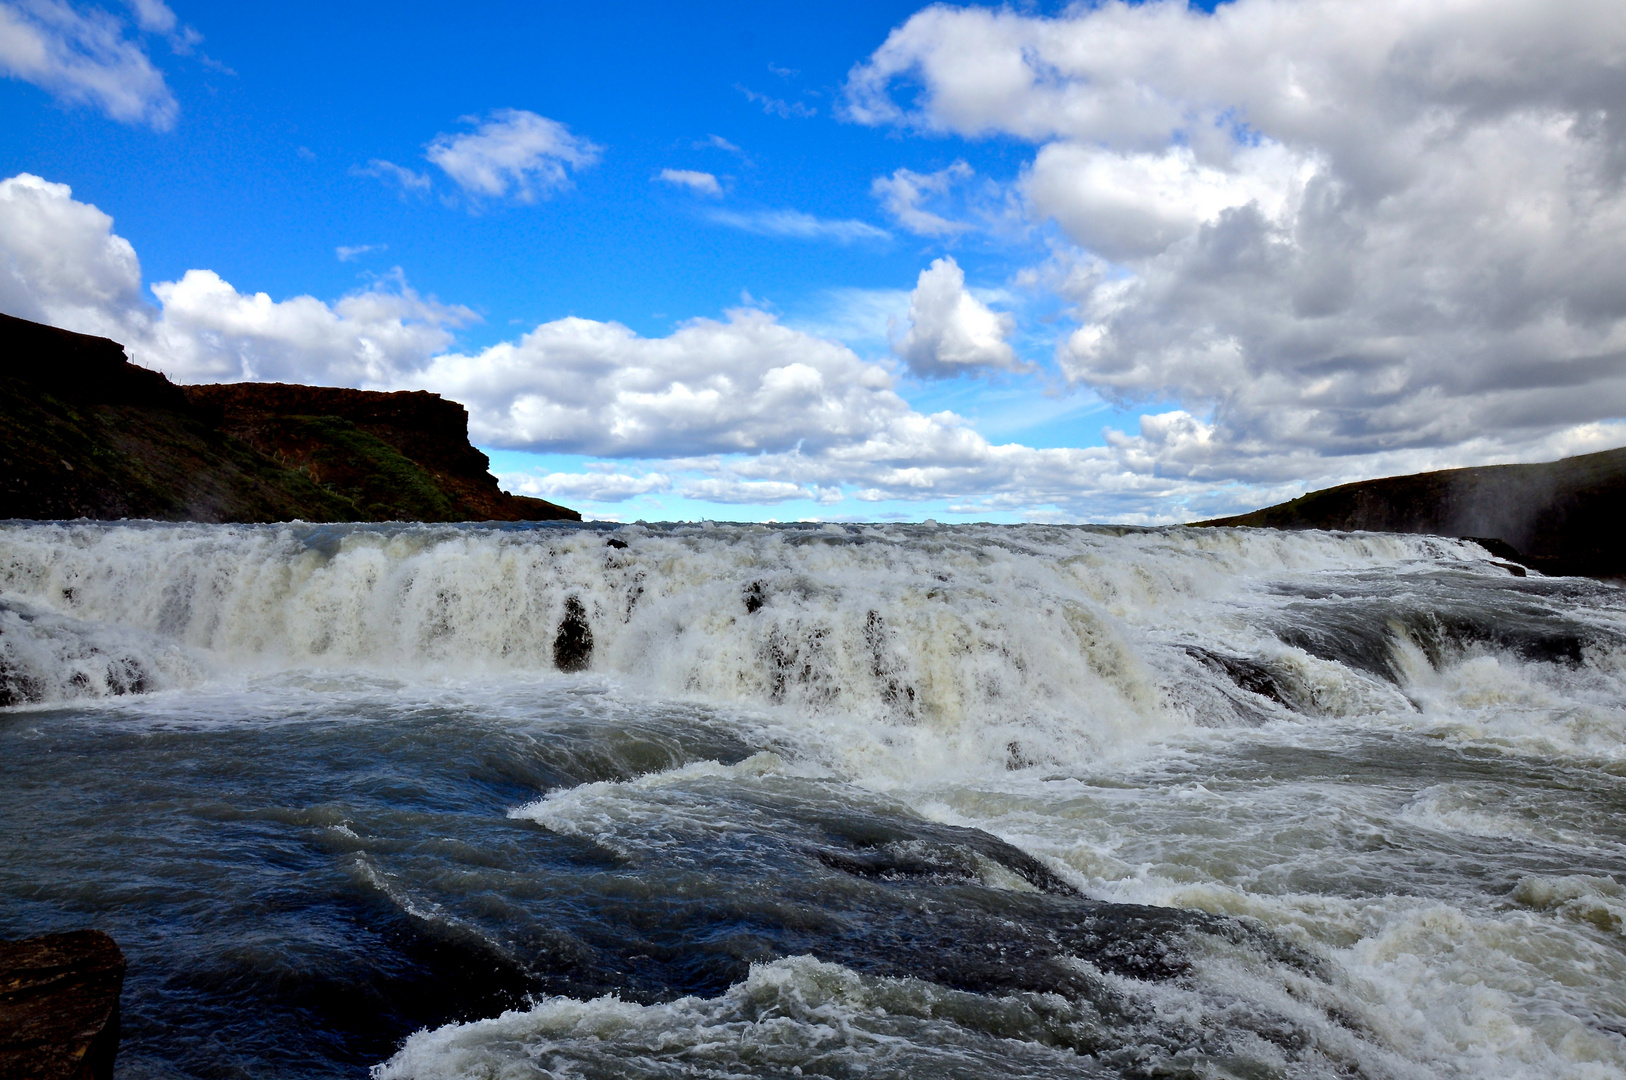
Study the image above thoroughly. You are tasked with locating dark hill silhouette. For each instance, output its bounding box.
[0,312,578,523]
[1194,447,1626,577]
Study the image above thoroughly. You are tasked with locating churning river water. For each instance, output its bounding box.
[1,521,1624,1079]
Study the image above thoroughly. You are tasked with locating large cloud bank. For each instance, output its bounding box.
[0,172,1233,520]
[847,0,1626,482]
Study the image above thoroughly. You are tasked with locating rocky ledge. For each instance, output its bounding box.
[0,931,125,1080]
[1195,446,1626,577]
[0,312,577,523]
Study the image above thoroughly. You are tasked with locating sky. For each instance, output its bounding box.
[2,0,1625,524]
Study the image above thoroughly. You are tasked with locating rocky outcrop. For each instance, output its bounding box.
[0,930,125,1080]
[0,312,578,523]
[1194,446,1626,577]
[184,382,576,522]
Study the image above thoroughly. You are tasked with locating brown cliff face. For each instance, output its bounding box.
[182,382,577,522]
[0,312,578,523]
[1193,446,1626,577]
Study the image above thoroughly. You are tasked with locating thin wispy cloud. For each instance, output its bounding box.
[0,0,178,128]
[707,208,888,243]
[356,159,431,197]
[335,244,385,262]
[735,84,814,119]
[872,161,973,237]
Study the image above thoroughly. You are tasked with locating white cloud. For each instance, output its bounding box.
[0,0,177,128]
[415,307,902,458]
[707,208,889,244]
[425,109,600,203]
[0,172,148,342]
[895,257,1020,378]
[657,168,722,197]
[8,168,1624,524]
[871,160,973,237]
[846,0,1626,473]
[1024,142,1313,262]
[148,268,473,384]
[0,174,471,384]
[502,471,671,503]
[335,244,384,262]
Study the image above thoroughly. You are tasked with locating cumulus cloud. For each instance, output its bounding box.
[13,168,1619,523]
[0,173,471,384]
[871,160,973,237]
[657,168,722,197]
[425,109,600,203]
[0,172,149,342]
[707,208,889,243]
[148,268,473,384]
[0,0,177,128]
[894,257,1020,378]
[847,0,1626,478]
[415,308,904,458]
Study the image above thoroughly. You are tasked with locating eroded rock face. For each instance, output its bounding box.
[183,382,578,522]
[0,312,579,523]
[0,930,125,1080]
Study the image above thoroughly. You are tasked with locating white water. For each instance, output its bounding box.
[3,520,1625,1078]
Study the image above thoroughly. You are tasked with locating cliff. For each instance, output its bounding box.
[0,312,578,523]
[1194,446,1626,577]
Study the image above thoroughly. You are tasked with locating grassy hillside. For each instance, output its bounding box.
[1195,447,1626,577]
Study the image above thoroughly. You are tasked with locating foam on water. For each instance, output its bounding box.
[0,520,1581,765]
[5,520,1626,1078]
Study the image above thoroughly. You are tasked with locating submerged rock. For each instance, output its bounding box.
[0,930,125,1080]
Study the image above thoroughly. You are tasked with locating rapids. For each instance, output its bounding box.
[0,520,1623,1078]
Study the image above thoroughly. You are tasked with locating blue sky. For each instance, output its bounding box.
[3,0,1624,523]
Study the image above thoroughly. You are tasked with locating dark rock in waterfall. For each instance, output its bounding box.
[0,930,125,1080]
[553,596,594,672]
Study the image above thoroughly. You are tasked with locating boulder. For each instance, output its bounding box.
[0,930,125,1080]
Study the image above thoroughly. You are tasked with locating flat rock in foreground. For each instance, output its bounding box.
[1194,446,1626,577]
[0,931,125,1080]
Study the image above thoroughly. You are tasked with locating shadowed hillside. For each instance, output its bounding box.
[0,313,578,523]
[1195,447,1626,577]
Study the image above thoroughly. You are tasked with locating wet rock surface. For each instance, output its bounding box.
[0,930,125,1080]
